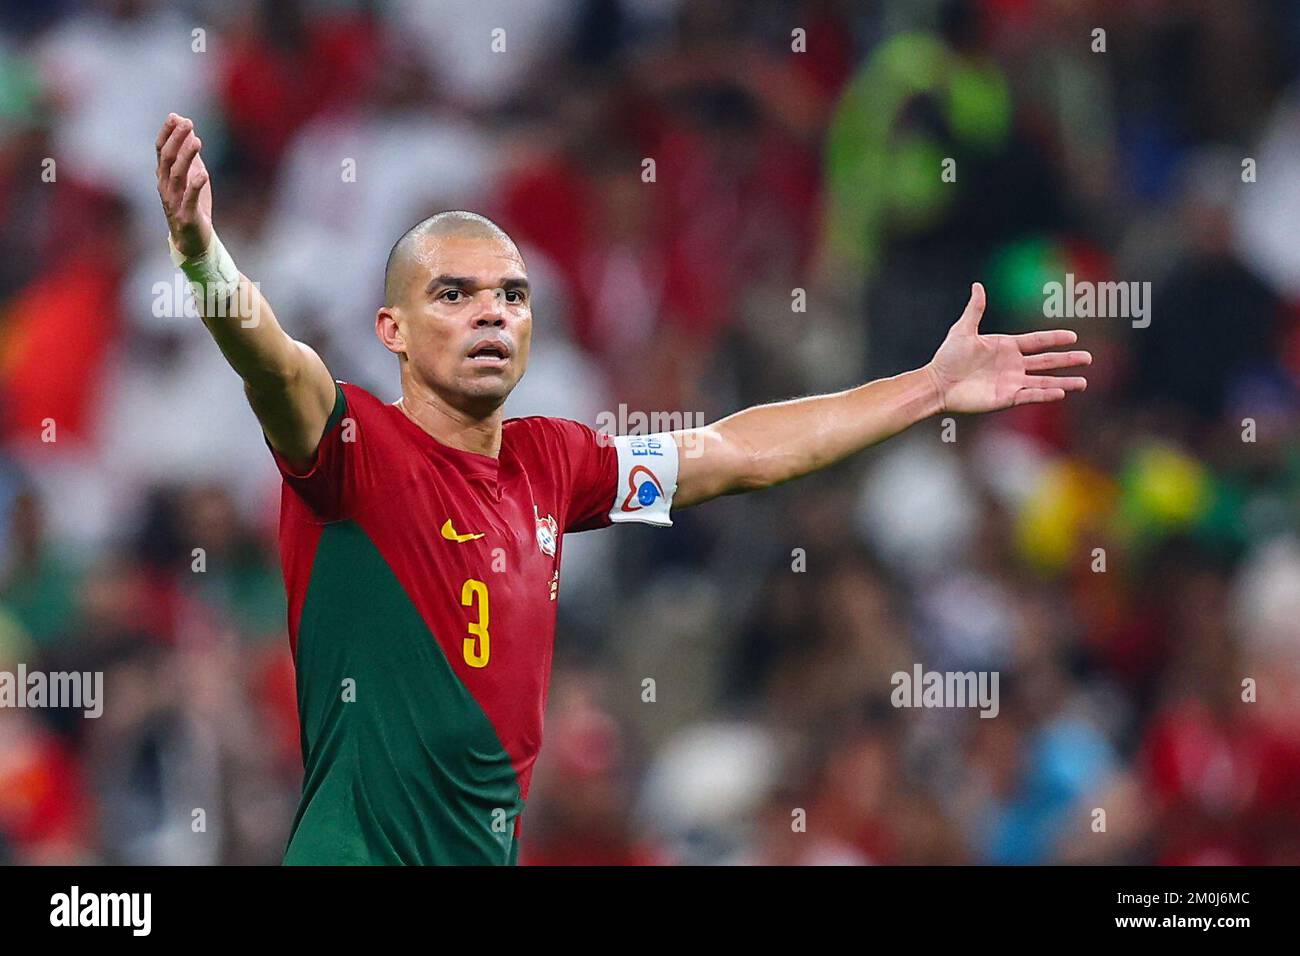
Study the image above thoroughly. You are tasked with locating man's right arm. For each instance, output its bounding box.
[155,113,336,470]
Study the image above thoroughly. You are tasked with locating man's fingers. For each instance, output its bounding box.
[1015,329,1078,353]
[182,158,209,213]
[155,113,179,156]
[171,133,202,191]
[958,281,986,331]
[159,118,190,165]
[1025,374,1087,392]
[1024,349,1092,372]
[157,117,193,182]
[1013,387,1067,405]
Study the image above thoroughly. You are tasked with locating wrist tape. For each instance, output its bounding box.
[168,230,239,309]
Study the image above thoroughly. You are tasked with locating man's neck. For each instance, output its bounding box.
[395,381,503,459]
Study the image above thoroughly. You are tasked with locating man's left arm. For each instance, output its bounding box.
[672,283,1091,508]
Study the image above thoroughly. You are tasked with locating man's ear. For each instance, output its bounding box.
[376,307,406,355]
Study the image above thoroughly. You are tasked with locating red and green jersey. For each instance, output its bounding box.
[271,381,624,865]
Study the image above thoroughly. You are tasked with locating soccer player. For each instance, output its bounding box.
[155,113,1089,865]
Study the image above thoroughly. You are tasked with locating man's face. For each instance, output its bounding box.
[379,233,532,415]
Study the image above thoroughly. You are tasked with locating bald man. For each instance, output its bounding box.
[155,113,1090,865]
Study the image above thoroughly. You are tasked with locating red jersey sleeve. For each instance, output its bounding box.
[266,381,380,522]
[527,417,617,533]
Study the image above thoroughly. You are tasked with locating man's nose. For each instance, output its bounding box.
[473,289,507,327]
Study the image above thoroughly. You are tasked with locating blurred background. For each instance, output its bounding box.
[2,0,1300,865]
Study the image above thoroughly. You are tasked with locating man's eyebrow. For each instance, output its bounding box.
[425,274,472,294]
[424,275,530,294]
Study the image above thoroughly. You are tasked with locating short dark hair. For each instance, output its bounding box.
[383,211,516,306]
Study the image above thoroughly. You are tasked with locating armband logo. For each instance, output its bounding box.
[621,466,665,513]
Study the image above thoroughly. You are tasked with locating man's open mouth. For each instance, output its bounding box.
[467,339,511,364]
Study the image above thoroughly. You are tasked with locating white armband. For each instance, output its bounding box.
[168,229,240,308]
[608,433,679,526]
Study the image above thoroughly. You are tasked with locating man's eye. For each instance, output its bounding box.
[506,290,525,303]
[442,290,462,302]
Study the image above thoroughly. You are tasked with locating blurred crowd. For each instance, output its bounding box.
[2,0,1300,864]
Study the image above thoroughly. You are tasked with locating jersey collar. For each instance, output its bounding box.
[388,402,502,486]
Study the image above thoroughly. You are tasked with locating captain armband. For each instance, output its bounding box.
[607,434,679,527]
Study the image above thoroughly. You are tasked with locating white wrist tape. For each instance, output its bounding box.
[608,433,679,527]
[168,230,239,308]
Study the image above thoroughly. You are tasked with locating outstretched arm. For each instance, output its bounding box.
[672,283,1090,507]
[155,113,336,468]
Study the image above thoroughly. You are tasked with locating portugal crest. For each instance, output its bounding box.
[534,505,558,557]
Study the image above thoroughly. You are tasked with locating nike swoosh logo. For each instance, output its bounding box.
[440,518,485,543]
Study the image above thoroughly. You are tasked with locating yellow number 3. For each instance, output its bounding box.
[461,579,490,668]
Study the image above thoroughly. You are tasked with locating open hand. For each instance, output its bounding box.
[155,113,213,259]
[926,283,1091,413]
